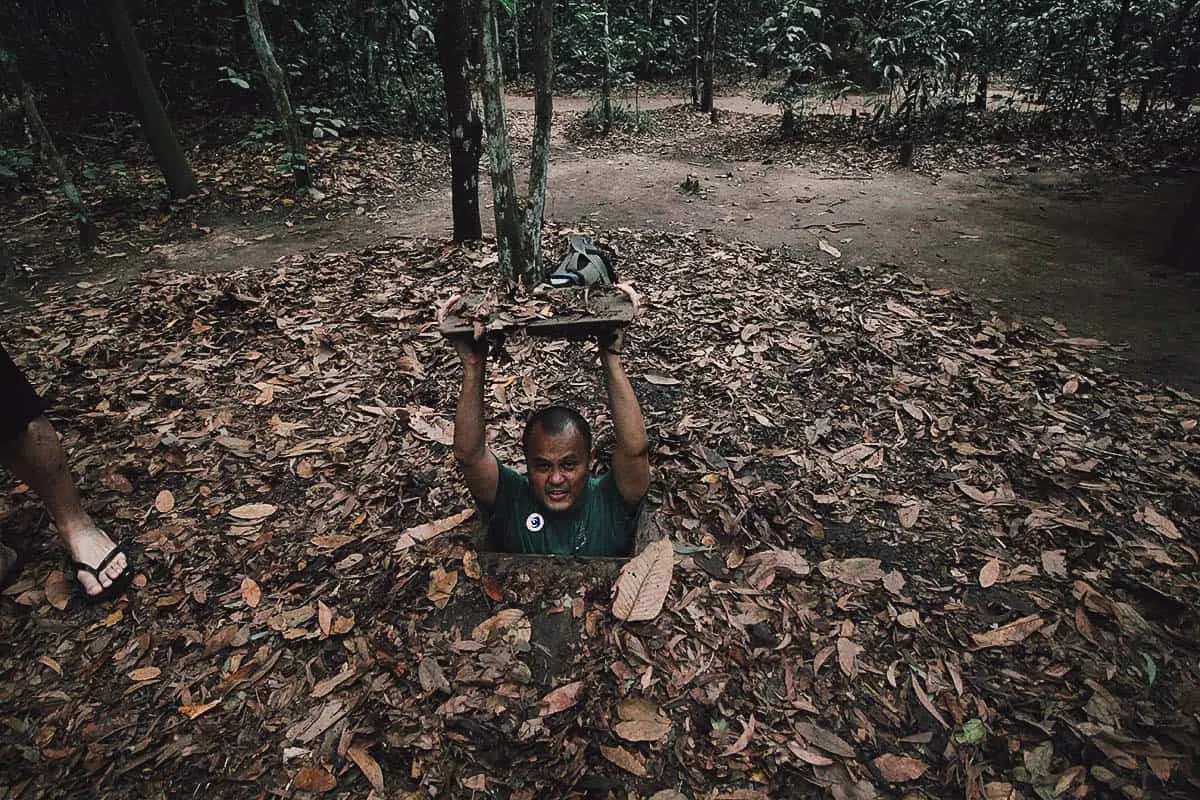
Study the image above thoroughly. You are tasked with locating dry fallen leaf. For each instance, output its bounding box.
[462,550,481,580]
[395,508,475,551]
[426,567,458,609]
[178,700,221,719]
[795,721,856,758]
[229,503,277,521]
[1146,756,1173,782]
[818,558,883,586]
[612,539,674,622]
[481,574,504,602]
[971,613,1045,649]
[472,609,531,643]
[347,745,385,794]
[600,744,648,777]
[408,413,455,445]
[310,534,355,551]
[721,714,756,756]
[614,697,672,742]
[788,740,834,766]
[979,558,1001,588]
[330,613,355,636]
[874,753,929,782]
[418,657,451,694]
[538,680,583,716]
[128,666,161,682]
[744,548,811,589]
[104,472,133,494]
[643,373,682,386]
[1041,549,1067,578]
[293,766,336,793]
[310,665,358,699]
[318,600,333,637]
[1138,506,1181,539]
[241,576,261,608]
[836,637,861,678]
[44,570,70,611]
[898,504,920,529]
[154,489,176,514]
[983,782,1018,800]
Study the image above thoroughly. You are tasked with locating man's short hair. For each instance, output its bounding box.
[522,406,592,453]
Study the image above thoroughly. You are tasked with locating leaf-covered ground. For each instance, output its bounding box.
[2,224,1197,799]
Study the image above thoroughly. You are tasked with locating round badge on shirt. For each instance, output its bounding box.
[526,512,545,532]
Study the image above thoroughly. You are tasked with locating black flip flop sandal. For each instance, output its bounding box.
[70,543,135,604]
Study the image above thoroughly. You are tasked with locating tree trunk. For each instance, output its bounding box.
[700,0,719,113]
[102,0,199,199]
[512,0,520,76]
[691,0,700,108]
[479,0,525,284]
[974,71,988,110]
[7,62,97,251]
[522,0,555,283]
[244,0,315,196]
[601,4,613,133]
[437,0,483,242]
[1104,0,1133,126]
[1165,181,1200,271]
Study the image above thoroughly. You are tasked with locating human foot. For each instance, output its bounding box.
[64,526,130,597]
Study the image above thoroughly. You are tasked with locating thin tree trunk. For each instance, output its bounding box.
[479,0,525,284]
[244,0,315,196]
[7,63,97,251]
[437,0,483,242]
[512,0,520,76]
[701,0,719,113]
[974,71,988,110]
[522,0,554,284]
[1105,0,1133,126]
[601,5,613,133]
[691,0,700,108]
[102,0,199,199]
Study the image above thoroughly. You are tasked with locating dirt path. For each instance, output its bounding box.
[394,150,1200,392]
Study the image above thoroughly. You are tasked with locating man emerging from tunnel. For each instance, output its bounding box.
[451,325,650,557]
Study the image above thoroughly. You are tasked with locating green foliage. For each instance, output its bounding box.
[0,0,1195,148]
[273,150,310,176]
[296,106,347,139]
[579,98,655,134]
[953,718,986,745]
[218,66,251,91]
[0,146,34,188]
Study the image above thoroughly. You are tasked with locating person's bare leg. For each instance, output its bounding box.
[0,416,127,595]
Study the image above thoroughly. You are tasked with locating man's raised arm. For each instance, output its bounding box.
[599,325,650,505]
[451,334,500,508]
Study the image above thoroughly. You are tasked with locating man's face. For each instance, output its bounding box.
[525,424,591,514]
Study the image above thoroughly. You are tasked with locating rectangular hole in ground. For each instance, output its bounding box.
[472,503,660,561]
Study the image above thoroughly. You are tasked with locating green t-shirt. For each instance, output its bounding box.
[486,460,642,557]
